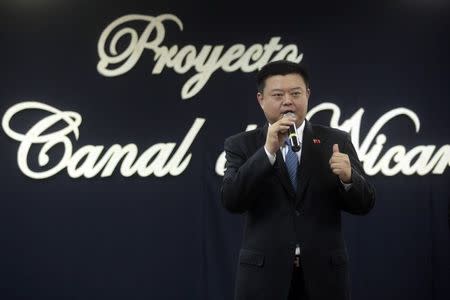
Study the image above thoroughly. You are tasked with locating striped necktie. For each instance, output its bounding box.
[285,139,299,192]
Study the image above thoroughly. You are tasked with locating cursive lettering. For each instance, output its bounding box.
[97,14,302,100]
[2,101,204,179]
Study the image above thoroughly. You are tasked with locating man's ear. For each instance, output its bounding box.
[306,88,311,99]
[257,92,263,108]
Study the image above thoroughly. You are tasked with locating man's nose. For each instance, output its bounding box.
[282,95,293,105]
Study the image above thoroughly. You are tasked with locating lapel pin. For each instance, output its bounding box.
[313,138,321,144]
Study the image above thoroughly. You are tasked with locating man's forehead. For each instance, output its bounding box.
[265,74,306,85]
[265,74,306,90]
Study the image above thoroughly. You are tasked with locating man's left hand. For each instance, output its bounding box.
[329,144,352,183]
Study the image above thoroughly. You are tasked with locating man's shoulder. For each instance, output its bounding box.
[309,122,349,139]
[224,126,265,147]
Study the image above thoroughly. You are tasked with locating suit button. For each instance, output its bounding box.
[295,210,301,216]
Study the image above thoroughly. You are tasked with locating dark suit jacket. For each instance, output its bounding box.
[221,120,375,300]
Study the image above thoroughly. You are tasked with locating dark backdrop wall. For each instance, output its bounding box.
[0,1,449,299]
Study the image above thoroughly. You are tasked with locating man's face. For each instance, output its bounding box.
[257,73,310,127]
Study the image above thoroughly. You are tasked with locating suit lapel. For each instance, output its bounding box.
[260,124,296,199]
[259,121,322,204]
[274,150,296,199]
[296,120,315,206]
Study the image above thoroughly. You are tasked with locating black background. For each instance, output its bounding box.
[0,1,449,299]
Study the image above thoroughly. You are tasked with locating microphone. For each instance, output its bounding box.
[284,112,301,152]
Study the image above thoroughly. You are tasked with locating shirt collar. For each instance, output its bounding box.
[295,120,305,143]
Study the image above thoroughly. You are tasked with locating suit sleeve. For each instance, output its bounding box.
[338,133,376,215]
[221,136,274,214]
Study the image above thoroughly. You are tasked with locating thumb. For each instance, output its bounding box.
[333,144,340,153]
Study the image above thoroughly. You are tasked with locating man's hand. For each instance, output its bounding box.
[265,115,296,155]
[329,144,352,183]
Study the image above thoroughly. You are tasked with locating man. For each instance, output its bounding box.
[221,60,375,300]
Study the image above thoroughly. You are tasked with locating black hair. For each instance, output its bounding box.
[256,60,309,92]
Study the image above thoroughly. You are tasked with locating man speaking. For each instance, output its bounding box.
[221,60,375,300]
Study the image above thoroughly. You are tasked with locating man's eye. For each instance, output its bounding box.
[291,92,301,96]
[273,93,283,97]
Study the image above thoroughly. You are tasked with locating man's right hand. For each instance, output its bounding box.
[264,114,297,155]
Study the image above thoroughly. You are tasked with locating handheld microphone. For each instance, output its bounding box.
[284,112,301,152]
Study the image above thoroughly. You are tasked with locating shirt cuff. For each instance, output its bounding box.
[264,146,276,165]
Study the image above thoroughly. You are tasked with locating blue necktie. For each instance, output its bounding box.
[285,139,299,192]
